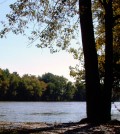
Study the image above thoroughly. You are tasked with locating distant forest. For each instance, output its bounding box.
[0,68,119,101]
[0,68,86,101]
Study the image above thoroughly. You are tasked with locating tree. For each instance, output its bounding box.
[19,74,44,101]
[7,72,20,100]
[71,0,116,122]
[79,0,103,122]
[41,73,68,101]
[98,0,113,121]
[93,0,120,100]
[74,81,86,101]
[0,69,10,100]
[64,82,76,101]
[42,82,56,101]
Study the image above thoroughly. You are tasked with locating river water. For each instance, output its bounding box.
[0,102,119,123]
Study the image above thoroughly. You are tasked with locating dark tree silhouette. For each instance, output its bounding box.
[79,0,114,123]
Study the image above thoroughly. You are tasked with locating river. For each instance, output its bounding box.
[0,102,119,123]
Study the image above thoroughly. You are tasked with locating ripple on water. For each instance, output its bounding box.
[29,112,68,116]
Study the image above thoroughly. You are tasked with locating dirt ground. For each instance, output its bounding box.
[0,120,120,134]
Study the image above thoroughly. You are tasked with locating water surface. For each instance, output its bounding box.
[0,102,119,123]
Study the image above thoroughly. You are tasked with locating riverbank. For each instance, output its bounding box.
[0,120,120,134]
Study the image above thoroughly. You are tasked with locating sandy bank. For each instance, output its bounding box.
[0,120,120,134]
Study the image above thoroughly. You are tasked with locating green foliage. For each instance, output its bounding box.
[0,69,10,99]
[92,0,120,99]
[41,73,76,101]
[0,0,79,53]
[0,68,86,101]
[69,47,85,83]
[64,82,76,101]
[74,81,86,101]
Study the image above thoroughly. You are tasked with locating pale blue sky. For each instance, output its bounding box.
[0,0,81,81]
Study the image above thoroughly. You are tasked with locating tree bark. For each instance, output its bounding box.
[79,0,102,122]
[103,0,113,121]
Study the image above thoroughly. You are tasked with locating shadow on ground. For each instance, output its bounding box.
[0,120,120,134]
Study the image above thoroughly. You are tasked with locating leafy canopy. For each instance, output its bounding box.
[0,0,79,53]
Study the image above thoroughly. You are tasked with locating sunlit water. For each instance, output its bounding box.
[0,102,119,123]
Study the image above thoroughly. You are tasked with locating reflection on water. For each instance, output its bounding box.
[0,102,119,123]
[29,112,68,116]
[38,112,68,115]
[0,115,5,117]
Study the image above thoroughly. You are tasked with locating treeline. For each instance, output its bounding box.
[0,68,86,101]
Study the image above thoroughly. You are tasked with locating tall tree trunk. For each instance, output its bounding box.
[103,0,113,121]
[79,0,102,122]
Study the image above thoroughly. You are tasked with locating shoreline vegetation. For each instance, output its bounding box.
[0,68,119,102]
[0,69,86,102]
[0,120,120,134]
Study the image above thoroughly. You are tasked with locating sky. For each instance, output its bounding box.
[0,0,82,82]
